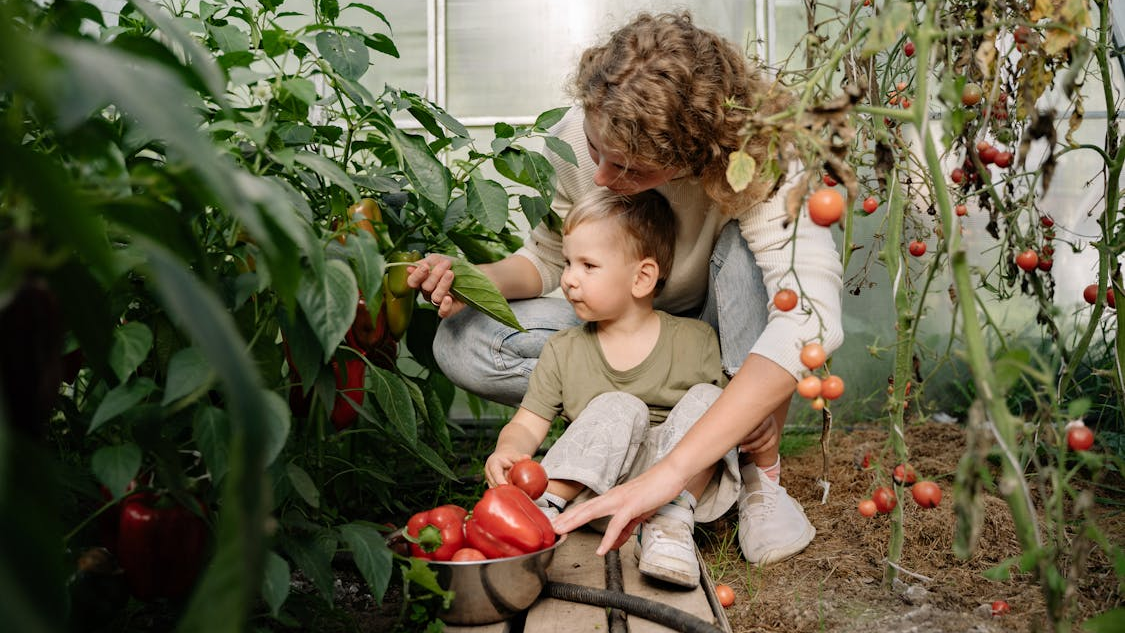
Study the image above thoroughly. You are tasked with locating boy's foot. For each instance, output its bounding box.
[535,493,565,521]
[738,463,815,565]
[635,502,699,588]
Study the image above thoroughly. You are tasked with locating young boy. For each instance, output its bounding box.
[483,188,740,588]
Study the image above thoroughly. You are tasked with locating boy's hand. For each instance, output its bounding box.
[484,450,533,488]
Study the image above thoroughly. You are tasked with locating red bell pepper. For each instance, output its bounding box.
[465,484,556,559]
[405,504,468,561]
[116,492,209,602]
[330,358,365,431]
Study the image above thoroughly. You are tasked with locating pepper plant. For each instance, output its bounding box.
[0,0,569,630]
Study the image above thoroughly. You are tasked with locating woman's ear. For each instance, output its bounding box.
[632,257,660,298]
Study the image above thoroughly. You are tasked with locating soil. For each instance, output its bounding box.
[285,421,1123,632]
[697,420,1124,633]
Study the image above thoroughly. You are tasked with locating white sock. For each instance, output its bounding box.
[539,491,568,512]
[759,456,781,484]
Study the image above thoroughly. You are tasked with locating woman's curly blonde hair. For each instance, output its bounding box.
[572,11,793,216]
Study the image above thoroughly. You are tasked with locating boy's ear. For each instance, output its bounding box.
[632,257,660,298]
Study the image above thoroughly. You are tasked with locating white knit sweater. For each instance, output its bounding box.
[515,107,844,379]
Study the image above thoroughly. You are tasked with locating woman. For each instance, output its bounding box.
[407,11,843,563]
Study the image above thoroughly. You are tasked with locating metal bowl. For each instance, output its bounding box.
[427,534,566,625]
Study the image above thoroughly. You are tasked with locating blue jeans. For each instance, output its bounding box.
[433,222,770,406]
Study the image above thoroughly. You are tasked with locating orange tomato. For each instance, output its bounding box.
[800,342,827,370]
[807,189,845,227]
[820,375,845,400]
[773,288,798,312]
[715,584,736,608]
[796,375,822,399]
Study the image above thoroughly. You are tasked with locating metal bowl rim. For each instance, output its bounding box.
[425,533,567,567]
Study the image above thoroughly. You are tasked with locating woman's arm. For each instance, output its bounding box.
[552,353,796,554]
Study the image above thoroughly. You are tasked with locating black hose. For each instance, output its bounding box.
[604,550,627,633]
[544,581,725,633]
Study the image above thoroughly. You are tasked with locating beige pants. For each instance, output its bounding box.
[540,383,740,523]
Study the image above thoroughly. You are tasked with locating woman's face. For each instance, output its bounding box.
[583,113,679,195]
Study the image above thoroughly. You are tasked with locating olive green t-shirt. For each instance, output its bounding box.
[520,311,727,424]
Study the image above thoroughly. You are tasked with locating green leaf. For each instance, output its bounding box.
[726,150,756,193]
[519,194,551,230]
[992,349,1031,393]
[339,522,393,604]
[406,441,457,480]
[316,31,369,81]
[367,367,416,445]
[261,550,291,617]
[207,22,250,53]
[343,3,391,30]
[1084,608,1125,632]
[163,346,214,406]
[981,555,1021,581]
[294,151,360,201]
[521,151,556,200]
[297,259,359,363]
[91,443,142,498]
[279,77,317,106]
[89,378,157,434]
[260,391,292,467]
[401,557,454,609]
[286,462,320,509]
[534,107,569,130]
[193,406,230,486]
[466,171,510,233]
[108,322,153,383]
[449,259,525,332]
[283,535,336,603]
[387,128,451,210]
[544,135,578,166]
[1067,397,1092,419]
[129,0,229,107]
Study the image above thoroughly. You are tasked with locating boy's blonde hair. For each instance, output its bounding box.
[571,11,795,216]
[563,188,676,296]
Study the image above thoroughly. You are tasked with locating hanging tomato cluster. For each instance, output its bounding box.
[794,342,845,411]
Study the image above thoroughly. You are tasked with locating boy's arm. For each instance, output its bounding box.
[484,408,553,488]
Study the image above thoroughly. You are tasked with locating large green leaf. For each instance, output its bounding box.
[297,260,359,363]
[162,346,214,406]
[295,151,360,201]
[346,230,385,309]
[316,30,369,81]
[261,550,291,618]
[449,259,525,332]
[338,522,393,604]
[192,406,230,486]
[260,391,292,467]
[91,442,142,498]
[366,367,416,445]
[466,171,509,233]
[89,378,157,434]
[108,322,153,383]
[387,128,450,210]
[282,534,336,603]
[129,0,229,106]
[286,462,319,509]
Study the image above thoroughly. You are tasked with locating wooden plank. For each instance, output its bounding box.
[522,530,610,632]
[445,622,511,633]
[619,538,722,633]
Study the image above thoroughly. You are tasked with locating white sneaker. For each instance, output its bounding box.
[737,463,815,565]
[635,502,700,588]
[535,497,561,521]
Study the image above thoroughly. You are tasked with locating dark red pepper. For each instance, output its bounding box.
[465,484,555,559]
[116,492,208,602]
[330,358,365,431]
[405,504,468,561]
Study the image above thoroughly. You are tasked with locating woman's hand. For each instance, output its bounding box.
[551,461,686,555]
[484,449,532,488]
[406,254,466,318]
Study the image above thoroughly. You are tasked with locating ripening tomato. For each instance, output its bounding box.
[994,151,1013,168]
[774,288,798,312]
[979,145,998,164]
[1015,249,1039,272]
[991,600,1010,616]
[451,547,487,562]
[823,174,837,187]
[820,375,845,400]
[857,499,877,518]
[508,458,549,500]
[908,240,927,257]
[715,584,736,608]
[796,375,822,399]
[950,168,965,184]
[955,204,968,217]
[810,397,826,411]
[1084,284,1115,308]
[872,486,897,514]
[1037,257,1053,272]
[1067,423,1094,451]
[961,83,983,107]
[912,481,942,508]
[800,342,827,370]
[892,463,916,486]
[1040,215,1054,228]
[807,189,845,227]
[903,41,915,57]
[862,197,878,214]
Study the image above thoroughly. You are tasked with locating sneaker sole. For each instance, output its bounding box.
[637,557,700,588]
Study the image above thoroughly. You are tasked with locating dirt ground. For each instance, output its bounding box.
[697,421,1124,633]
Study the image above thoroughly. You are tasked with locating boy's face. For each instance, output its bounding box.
[560,219,643,322]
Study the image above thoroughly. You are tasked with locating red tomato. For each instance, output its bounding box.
[820,375,845,400]
[991,600,1010,616]
[1015,249,1039,272]
[903,41,915,57]
[872,487,897,514]
[773,289,798,312]
[1067,424,1094,451]
[912,481,942,508]
[955,204,968,217]
[823,174,837,187]
[796,375,822,399]
[857,499,877,517]
[807,189,845,227]
[994,151,1013,168]
[715,583,736,607]
[451,547,487,562]
[508,458,549,500]
[979,145,998,164]
[950,168,965,184]
[892,463,916,486]
[862,197,878,214]
[961,83,982,106]
[1084,284,1115,308]
[800,342,827,370]
[1040,215,1054,228]
[1037,258,1053,272]
[908,240,927,257]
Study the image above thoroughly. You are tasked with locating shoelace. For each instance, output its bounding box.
[741,487,778,521]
